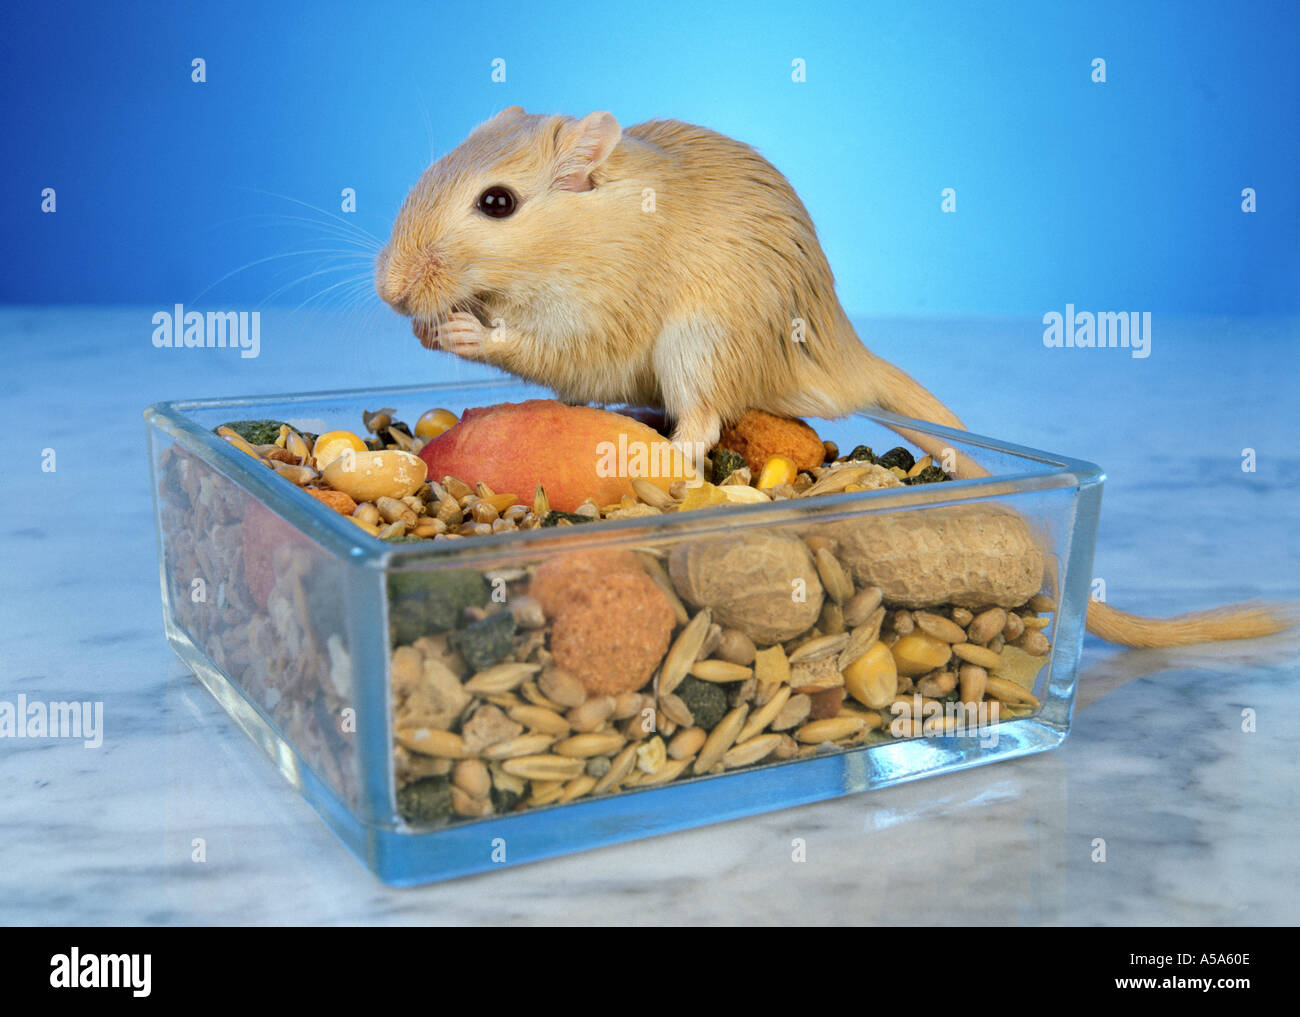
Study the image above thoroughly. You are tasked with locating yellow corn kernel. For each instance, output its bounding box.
[756,454,798,490]
[843,641,898,709]
[415,408,459,439]
[481,492,517,513]
[312,430,368,470]
[890,632,954,677]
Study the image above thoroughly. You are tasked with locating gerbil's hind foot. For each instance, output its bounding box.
[669,408,721,483]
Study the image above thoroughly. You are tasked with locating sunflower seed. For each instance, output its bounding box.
[952,642,1003,669]
[1015,629,1051,655]
[631,477,677,508]
[967,607,1007,645]
[959,663,987,704]
[843,586,884,628]
[1002,612,1026,641]
[984,675,1040,707]
[913,611,967,644]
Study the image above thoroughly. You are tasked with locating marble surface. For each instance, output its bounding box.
[1,307,1296,925]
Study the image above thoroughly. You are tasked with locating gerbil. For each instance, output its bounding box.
[376,107,1294,648]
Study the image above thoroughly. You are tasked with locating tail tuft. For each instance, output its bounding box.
[1086,599,1300,648]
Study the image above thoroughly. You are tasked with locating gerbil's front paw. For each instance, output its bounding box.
[423,312,488,358]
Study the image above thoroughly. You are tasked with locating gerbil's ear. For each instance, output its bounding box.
[553,111,622,192]
[495,105,525,117]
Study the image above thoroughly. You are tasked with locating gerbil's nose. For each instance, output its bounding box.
[375,248,407,309]
[375,246,444,313]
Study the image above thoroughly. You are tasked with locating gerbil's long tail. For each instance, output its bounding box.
[1084,600,1297,647]
[814,337,1300,648]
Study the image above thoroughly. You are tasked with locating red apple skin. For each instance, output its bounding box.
[418,400,688,513]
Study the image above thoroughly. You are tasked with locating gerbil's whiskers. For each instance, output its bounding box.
[234,187,387,247]
[407,75,438,167]
[254,261,377,312]
[190,248,377,307]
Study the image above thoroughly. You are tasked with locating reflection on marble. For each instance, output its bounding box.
[0,309,1296,925]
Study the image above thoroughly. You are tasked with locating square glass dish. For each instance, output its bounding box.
[144,380,1103,885]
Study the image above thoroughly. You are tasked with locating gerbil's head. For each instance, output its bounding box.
[375,107,623,331]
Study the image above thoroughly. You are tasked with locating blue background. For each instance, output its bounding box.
[3,0,1297,316]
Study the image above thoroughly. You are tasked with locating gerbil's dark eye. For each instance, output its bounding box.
[476,186,517,219]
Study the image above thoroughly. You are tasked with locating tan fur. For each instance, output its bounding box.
[376,109,1296,649]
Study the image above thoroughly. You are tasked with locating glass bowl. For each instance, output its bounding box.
[145,379,1102,885]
